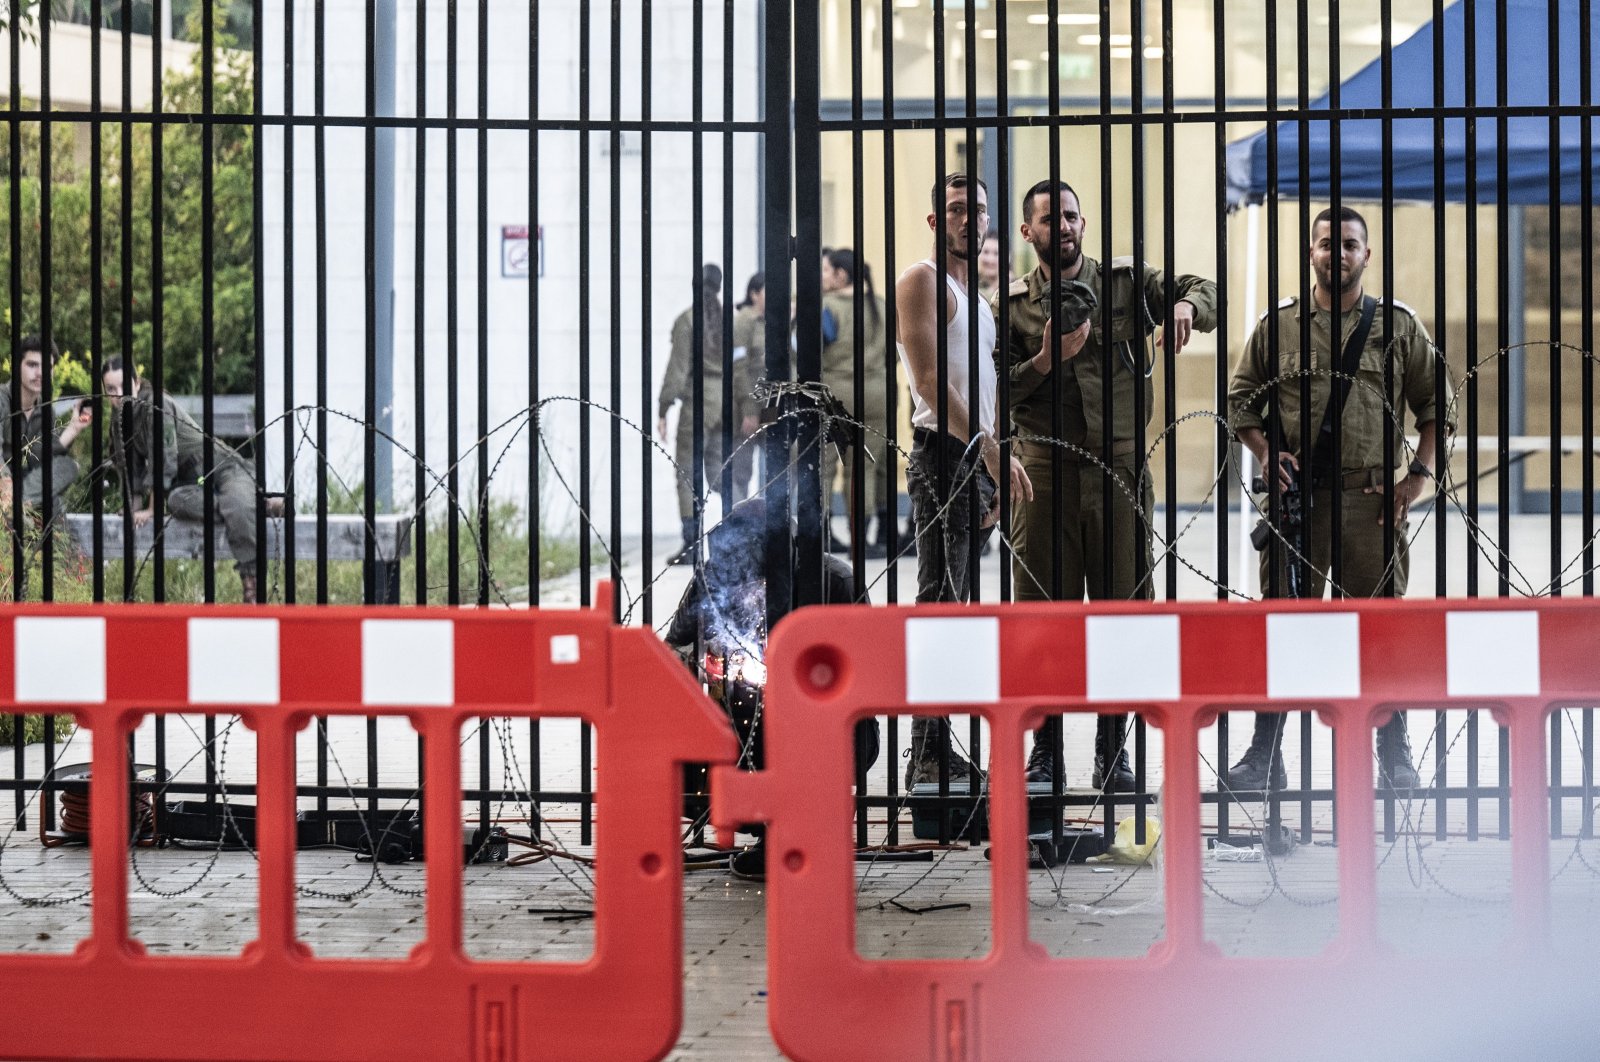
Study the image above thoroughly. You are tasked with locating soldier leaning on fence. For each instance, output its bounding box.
[658,264,761,567]
[1224,205,1454,791]
[996,179,1218,792]
[102,356,281,601]
[0,335,89,520]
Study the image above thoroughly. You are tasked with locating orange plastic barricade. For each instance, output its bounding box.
[714,597,1599,1061]
[0,584,736,1062]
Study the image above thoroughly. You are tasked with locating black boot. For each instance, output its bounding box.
[666,517,698,566]
[1376,713,1420,789]
[1225,714,1288,791]
[863,509,891,559]
[905,717,984,788]
[1091,714,1136,792]
[1025,717,1061,784]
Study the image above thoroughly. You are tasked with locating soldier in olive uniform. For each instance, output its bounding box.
[1225,205,1452,790]
[102,356,277,600]
[729,273,767,499]
[658,265,760,566]
[997,179,1218,790]
[819,248,891,557]
[0,336,87,519]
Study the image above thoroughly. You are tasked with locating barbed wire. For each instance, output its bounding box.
[2,336,1599,922]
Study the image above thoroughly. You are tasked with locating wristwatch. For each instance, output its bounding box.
[1406,458,1431,480]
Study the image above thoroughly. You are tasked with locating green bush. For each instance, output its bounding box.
[0,712,76,747]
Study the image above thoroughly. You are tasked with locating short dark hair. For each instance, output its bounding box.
[932,173,988,214]
[1313,205,1368,242]
[16,334,58,362]
[103,354,135,382]
[1022,179,1080,222]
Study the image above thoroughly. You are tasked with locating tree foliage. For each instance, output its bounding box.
[0,16,254,395]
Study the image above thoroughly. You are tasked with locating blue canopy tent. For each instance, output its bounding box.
[1226,0,1600,208]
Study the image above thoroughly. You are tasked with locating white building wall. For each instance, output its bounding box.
[259,0,764,541]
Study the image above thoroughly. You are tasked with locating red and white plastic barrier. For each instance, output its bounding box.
[714,596,1600,1062]
[0,585,737,1062]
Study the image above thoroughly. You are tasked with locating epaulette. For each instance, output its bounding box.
[1110,255,1137,271]
[1379,297,1417,318]
[1258,295,1296,322]
[1007,277,1029,298]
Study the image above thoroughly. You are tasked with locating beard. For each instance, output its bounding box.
[946,232,976,259]
[1033,233,1081,274]
[1317,260,1364,294]
[1050,239,1082,274]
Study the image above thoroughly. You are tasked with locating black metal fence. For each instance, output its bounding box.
[1,1,1597,854]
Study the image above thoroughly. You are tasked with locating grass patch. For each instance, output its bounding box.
[1,499,581,605]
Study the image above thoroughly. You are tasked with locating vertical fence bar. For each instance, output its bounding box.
[793,0,823,608]
[90,0,106,603]
[1463,0,1480,602]
[637,0,651,616]
[1211,0,1229,607]
[281,0,299,605]
[1432,0,1448,623]
[610,0,626,611]
[152,0,168,603]
[445,0,460,606]
[846,0,865,593]
[993,1,1009,607]
[1546,0,1562,594]
[1584,0,1596,604]
[252,0,267,601]
[475,0,490,607]
[527,0,541,608]
[201,0,217,603]
[1160,0,1177,603]
[363,0,379,605]
[119,0,135,602]
[313,0,328,604]
[413,0,429,606]
[878,0,900,819]
[720,2,736,538]
[578,0,595,845]
[37,0,53,601]
[4,0,20,598]
[762,0,793,672]
[1494,0,1510,597]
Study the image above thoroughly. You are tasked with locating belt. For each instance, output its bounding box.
[1019,437,1138,462]
[1310,467,1391,490]
[912,427,971,450]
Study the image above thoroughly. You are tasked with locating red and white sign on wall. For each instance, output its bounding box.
[500,225,543,279]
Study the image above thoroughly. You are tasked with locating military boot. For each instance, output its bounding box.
[1025,717,1061,784]
[666,517,699,566]
[905,717,985,788]
[1091,714,1136,792]
[239,572,259,604]
[1224,714,1288,791]
[1376,713,1421,789]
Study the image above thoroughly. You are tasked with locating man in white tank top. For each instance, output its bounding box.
[893,173,1032,787]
